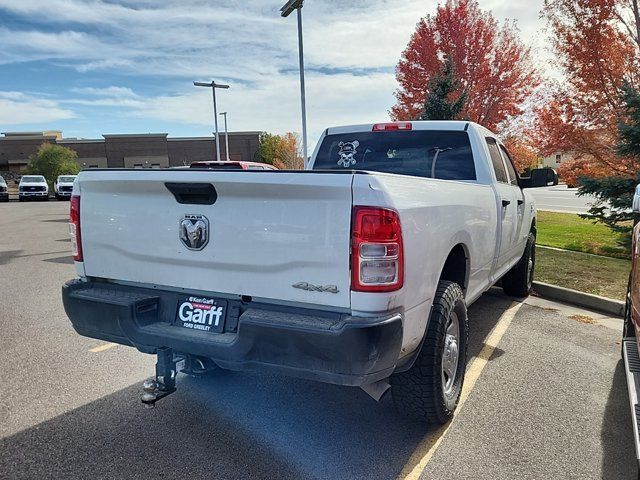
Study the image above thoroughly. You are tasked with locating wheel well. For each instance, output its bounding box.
[440,244,469,292]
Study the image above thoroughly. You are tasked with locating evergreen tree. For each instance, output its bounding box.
[578,84,640,248]
[419,57,467,121]
[618,83,640,161]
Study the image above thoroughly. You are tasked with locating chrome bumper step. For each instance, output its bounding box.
[623,338,640,471]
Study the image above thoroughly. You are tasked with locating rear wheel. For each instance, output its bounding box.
[391,280,468,425]
[502,232,535,298]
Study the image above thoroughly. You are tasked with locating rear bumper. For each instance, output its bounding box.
[62,279,403,386]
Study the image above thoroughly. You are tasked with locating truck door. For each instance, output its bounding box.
[499,144,527,248]
[486,138,519,266]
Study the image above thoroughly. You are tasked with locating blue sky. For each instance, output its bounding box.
[0,0,547,144]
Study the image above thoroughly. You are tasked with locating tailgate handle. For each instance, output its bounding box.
[165,183,217,205]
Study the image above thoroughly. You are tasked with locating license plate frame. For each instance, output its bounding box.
[174,295,227,333]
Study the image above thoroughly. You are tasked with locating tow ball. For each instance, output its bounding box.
[141,348,184,408]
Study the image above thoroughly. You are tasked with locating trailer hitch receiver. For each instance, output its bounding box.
[141,348,184,408]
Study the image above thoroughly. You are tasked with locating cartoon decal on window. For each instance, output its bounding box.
[337,140,359,168]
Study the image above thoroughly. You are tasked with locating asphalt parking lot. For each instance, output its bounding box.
[0,201,637,480]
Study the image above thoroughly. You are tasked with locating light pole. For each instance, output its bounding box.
[219,111,230,161]
[194,80,230,161]
[280,0,308,168]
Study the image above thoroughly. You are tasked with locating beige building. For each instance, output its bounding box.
[541,151,574,168]
[0,130,261,173]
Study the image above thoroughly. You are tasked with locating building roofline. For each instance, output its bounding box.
[1,131,62,135]
[103,133,168,139]
[168,132,261,141]
[58,139,105,144]
[0,136,58,141]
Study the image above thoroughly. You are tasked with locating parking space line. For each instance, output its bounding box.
[397,300,524,480]
[89,342,118,353]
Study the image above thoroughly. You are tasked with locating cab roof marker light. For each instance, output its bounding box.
[372,122,412,132]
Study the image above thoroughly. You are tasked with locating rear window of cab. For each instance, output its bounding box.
[312,130,476,181]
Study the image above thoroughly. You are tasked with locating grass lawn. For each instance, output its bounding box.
[536,210,630,258]
[535,247,629,301]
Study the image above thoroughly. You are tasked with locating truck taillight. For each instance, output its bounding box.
[69,195,83,262]
[351,207,404,292]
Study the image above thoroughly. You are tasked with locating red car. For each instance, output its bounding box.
[622,185,640,477]
[189,161,277,170]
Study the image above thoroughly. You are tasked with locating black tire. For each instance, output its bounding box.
[19,197,24,202]
[502,232,535,298]
[391,280,468,425]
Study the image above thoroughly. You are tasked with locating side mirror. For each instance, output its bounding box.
[633,184,640,214]
[521,167,559,188]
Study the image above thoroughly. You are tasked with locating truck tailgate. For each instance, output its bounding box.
[77,170,354,309]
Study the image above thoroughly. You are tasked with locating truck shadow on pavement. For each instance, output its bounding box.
[601,361,637,480]
[0,294,518,480]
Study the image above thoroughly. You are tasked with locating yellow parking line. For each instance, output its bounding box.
[397,300,524,480]
[89,342,118,353]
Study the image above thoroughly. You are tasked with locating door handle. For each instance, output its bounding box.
[517,199,524,206]
[502,199,511,207]
[165,182,218,205]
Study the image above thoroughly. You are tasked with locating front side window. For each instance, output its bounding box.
[313,130,476,181]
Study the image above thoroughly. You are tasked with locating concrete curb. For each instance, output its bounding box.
[532,281,625,318]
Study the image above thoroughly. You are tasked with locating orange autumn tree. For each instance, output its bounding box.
[537,0,640,183]
[273,132,304,170]
[391,0,540,131]
[503,136,541,173]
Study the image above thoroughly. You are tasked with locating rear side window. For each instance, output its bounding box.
[313,130,476,181]
[499,145,519,186]
[485,138,508,184]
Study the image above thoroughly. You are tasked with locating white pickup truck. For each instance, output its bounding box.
[62,121,557,423]
[54,175,77,200]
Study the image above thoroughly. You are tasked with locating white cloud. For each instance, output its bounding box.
[0,1,549,77]
[71,86,139,97]
[0,92,75,125]
[67,86,143,106]
[130,72,395,141]
[0,0,552,138]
